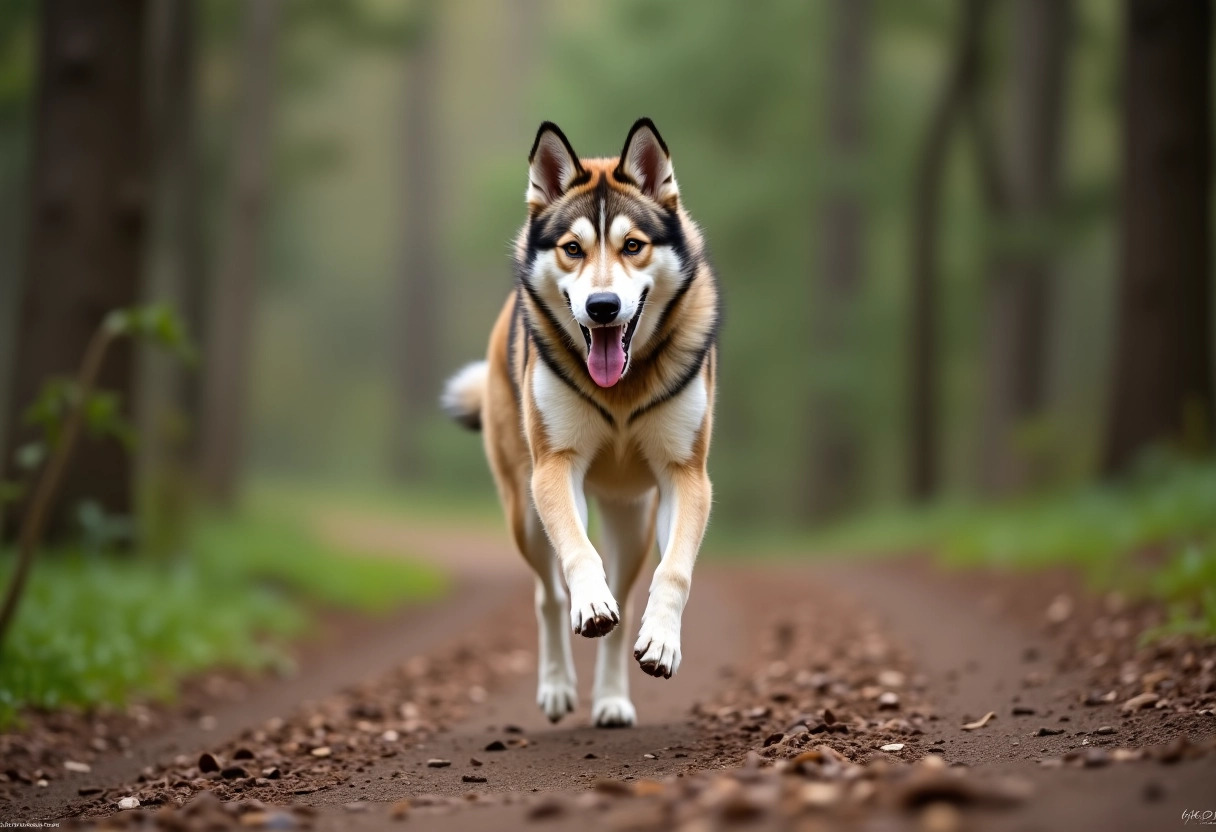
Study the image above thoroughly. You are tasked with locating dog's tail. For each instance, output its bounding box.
[440,361,488,432]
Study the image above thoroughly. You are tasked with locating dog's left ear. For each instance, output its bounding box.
[615,118,679,209]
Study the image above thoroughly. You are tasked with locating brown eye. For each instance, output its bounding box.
[624,238,644,254]
[563,241,583,257]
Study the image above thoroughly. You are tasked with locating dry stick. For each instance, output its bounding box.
[0,324,117,651]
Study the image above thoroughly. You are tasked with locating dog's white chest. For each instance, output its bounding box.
[531,362,707,468]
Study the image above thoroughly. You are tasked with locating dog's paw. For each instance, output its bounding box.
[633,620,681,679]
[592,696,637,728]
[568,578,620,638]
[537,678,577,723]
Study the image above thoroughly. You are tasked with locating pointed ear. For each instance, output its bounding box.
[527,122,583,212]
[615,118,679,209]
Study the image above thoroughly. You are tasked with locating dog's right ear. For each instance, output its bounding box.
[528,122,583,212]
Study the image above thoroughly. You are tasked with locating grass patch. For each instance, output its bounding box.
[193,506,447,613]
[0,553,306,726]
[790,460,1216,638]
[247,477,502,533]
[0,500,447,727]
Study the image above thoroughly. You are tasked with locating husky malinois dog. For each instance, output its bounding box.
[443,119,720,727]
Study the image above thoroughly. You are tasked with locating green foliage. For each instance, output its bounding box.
[797,460,1216,638]
[0,552,304,726]
[192,506,447,613]
[0,479,23,508]
[0,503,445,726]
[1144,542,1216,641]
[16,305,194,462]
[0,0,35,123]
[938,461,1216,570]
[104,304,199,365]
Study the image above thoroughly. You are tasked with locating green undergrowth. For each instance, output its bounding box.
[0,499,446,727]
[934,462,1216,639]
[715,460,1216,640]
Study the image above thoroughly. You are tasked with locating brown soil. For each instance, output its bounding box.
[2,522,1213,832]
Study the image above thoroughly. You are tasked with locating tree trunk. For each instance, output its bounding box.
[198,0,282,504]
[975,0,1071,495]
[391,11,442,479]
[807,0,869,520]
[2,0,149,540]
[908,0,989,501]
[144,0,205,452]
[1103,0,1212,474]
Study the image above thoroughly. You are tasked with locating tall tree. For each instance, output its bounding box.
[2,0,149,538]
[807,0,869,520]
[391,9,441,478]
[908,0,989,501]
[974,0,1071,494]
[0,3,38,456]
[144,0,205,446]
[198,0,282,504]
[1103,0,1213,473]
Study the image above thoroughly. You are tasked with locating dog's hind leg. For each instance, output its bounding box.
[591,493,656,728]
[516,504,578,723]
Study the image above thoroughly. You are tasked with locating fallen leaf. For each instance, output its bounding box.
[1120,692,1158,713]
[961,712,996,731]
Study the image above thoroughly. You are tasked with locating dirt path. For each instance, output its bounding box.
[3,516,1214,831]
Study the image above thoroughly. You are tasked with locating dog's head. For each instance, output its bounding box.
[518,119,690,389]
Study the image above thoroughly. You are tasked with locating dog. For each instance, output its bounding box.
[442,119,720,728]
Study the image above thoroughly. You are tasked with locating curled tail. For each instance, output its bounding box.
[441,361,488,431]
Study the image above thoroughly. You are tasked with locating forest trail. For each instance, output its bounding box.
[5,512,1214,831]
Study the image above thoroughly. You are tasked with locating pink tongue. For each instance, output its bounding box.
[587,325,626,387]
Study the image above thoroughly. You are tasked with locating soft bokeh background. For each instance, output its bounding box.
[0,0,1136,523]
[0,0,1213,720]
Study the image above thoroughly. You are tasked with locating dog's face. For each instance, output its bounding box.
[520,119,688,388]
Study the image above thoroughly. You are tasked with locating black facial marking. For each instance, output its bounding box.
[519,280,615,426]
[528,328,615,427]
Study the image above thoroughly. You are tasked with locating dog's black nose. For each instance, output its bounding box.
[585,293,621,325]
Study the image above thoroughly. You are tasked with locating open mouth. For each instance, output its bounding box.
[577,292,646,388]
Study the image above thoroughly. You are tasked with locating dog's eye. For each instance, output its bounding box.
[563,241,583,258]
[623,239,644,255]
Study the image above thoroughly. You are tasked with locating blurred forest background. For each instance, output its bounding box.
[0,0,1214,716]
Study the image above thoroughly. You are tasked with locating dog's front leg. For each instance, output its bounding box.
[634,465,712,678]
[531,453,620,638]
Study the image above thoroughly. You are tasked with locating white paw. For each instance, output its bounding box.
[537,677,577,723]
[592,695,637,728]
[568,577,620,638]
[633,619,681,679]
